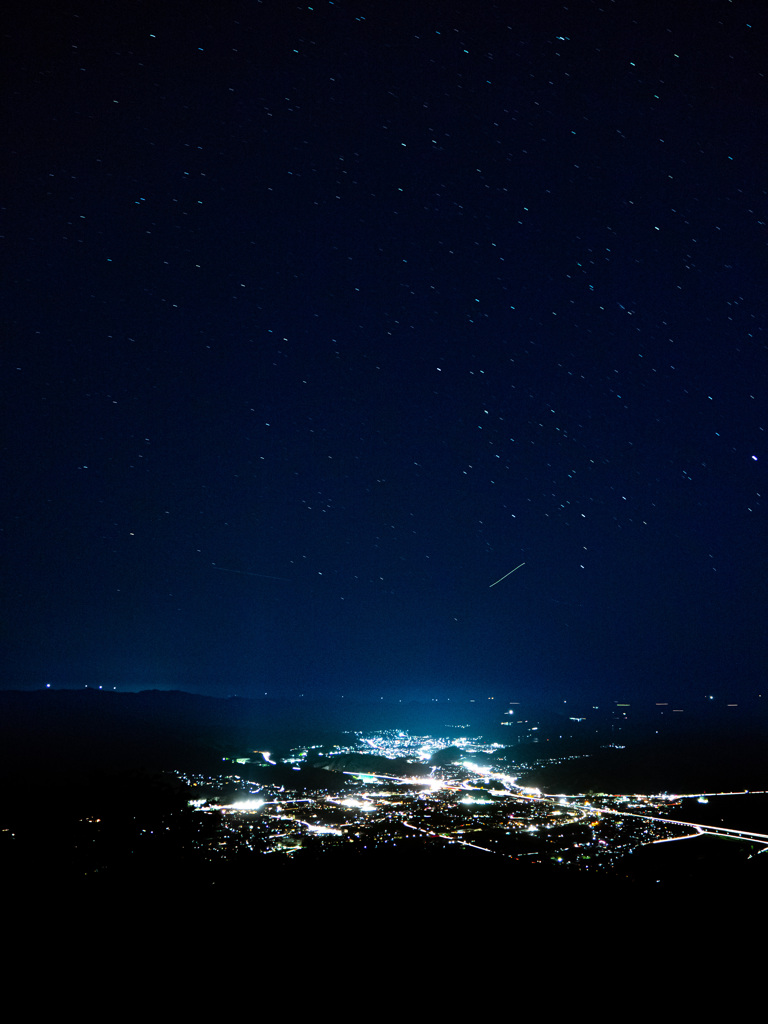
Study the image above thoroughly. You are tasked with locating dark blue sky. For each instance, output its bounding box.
[3,0,766,705]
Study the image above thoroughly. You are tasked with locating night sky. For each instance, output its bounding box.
[3,0,766,706]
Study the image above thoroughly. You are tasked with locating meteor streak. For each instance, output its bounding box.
[489,562,525,587]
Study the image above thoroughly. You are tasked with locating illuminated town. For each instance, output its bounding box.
[177,728,768,878]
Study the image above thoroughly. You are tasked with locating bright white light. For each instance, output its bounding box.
[340,797,375,811]
[230,799,264,811]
